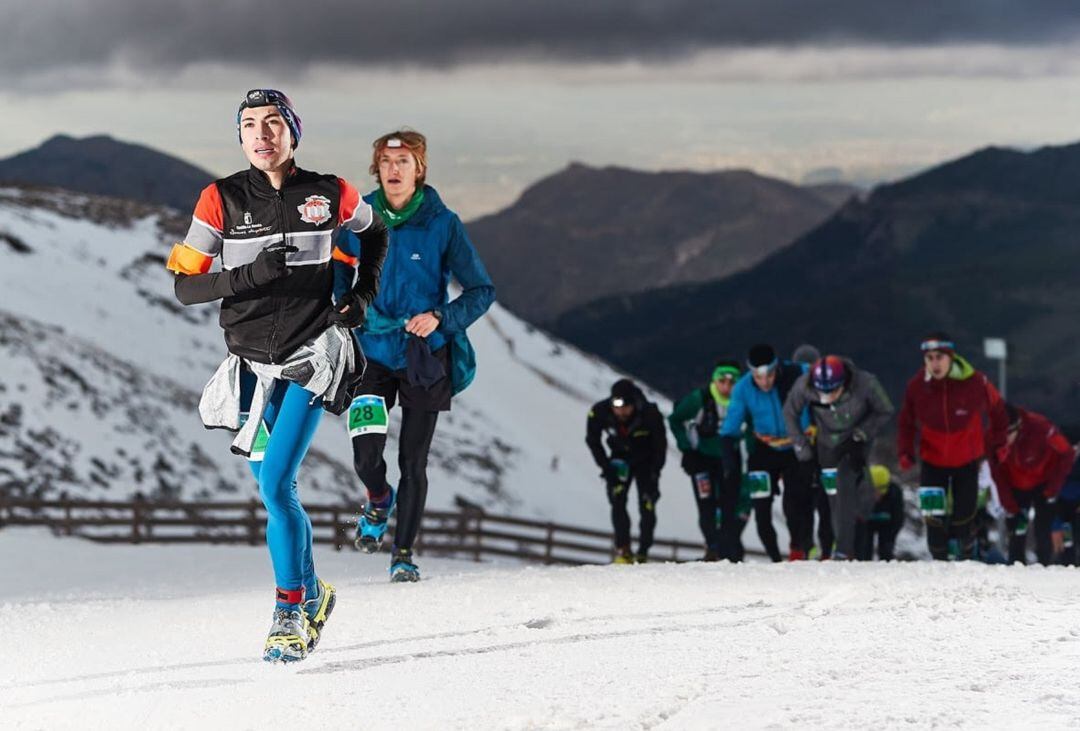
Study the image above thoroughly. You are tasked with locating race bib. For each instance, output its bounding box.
[348,395,389,437]
[240,412,270,462]
[694,472,712,500]
[1014,510,1029,537]
[918,486,947,517]
[820,467,838,496]
[610,458,631,483]
[748,470,772,500]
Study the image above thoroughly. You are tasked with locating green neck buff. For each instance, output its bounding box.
[709,381,731,407]
[374,186,425,228]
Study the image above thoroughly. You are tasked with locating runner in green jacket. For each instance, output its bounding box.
[669,360,747,560]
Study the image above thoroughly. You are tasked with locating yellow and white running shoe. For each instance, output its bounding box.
[303,579,337,651]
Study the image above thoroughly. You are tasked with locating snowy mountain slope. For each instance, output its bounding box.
[0,186,711,542]
[4,529,1080,730]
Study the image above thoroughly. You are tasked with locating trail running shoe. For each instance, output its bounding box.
[263,607,311,664]
[389,548,421,583]
[355,488,397,553]
[303,579,337,651]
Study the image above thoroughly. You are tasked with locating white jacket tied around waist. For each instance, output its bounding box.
[198,325,357,457]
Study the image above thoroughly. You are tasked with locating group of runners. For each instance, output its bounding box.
[166,88,1078,666]
[588,338,1080,566]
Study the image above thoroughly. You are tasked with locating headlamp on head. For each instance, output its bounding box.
[385,138,404,148]
[611,397,627,408]
[749,361,777,377]
[236,88,302,148]
[921,339,955,353]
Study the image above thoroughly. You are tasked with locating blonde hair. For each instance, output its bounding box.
[370,129,428,187]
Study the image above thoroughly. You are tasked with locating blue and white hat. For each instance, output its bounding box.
[237,89,303,148]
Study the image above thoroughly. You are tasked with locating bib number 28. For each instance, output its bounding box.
[348,395,389,437]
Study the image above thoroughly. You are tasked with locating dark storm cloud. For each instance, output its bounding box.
[5,0,1080,79]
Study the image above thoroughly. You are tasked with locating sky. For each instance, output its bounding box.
[6,1,1080,219]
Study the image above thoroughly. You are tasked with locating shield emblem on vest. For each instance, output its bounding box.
[297,195,332,225]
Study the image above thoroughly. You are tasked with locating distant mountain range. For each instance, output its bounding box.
[469,163,856,323]
[551,142,1080,425]
[0,136,861,329]
[0,135,214,212]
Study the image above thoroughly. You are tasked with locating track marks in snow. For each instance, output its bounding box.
[302,607,787,676]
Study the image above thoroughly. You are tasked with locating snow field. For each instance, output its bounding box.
[3,529,1079,730]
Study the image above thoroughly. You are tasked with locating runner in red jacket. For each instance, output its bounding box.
[989,405,1077,565]
[896,333,1008,559]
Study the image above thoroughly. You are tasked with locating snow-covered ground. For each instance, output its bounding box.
[4,529,1079,730]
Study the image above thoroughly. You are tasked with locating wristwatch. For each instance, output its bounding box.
[432,309,443,321]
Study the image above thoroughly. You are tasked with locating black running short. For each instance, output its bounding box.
[356,346,452,413]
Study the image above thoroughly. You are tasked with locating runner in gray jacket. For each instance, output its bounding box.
[783,356,895,559]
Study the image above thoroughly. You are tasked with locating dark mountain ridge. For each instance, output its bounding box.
[0,134,214,213]
[468,162,855,323]
[552,141,1080,424]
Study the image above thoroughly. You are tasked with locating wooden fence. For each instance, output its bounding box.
[0,493,737,565]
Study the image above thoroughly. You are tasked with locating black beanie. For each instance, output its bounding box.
[747,344,777,369]
[611,378,638,403]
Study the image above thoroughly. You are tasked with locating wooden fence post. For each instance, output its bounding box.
[132,492,145,544]
[60,490,73,536]
[454,512,466,561]
[473,512,483,563]
[247,499,260,546]
[544,522,555,565]
[332,507,342,551]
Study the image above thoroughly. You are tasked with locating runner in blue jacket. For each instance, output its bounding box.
[333,129,495,582]
[720,344,813,561]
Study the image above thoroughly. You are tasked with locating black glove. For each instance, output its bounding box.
[835,436,866,469]
[328,291,368,329]
[232,243,296,292]
[681,450,704,475]
[601,463,622,486]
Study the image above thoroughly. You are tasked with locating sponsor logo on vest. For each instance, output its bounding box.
[228,212,271,237]
[411,253,421,260]
[298,195,333,225]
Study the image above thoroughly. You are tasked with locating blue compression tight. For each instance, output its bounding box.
[247,380,323,604]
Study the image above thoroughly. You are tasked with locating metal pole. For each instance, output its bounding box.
[999,358,1007,401]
